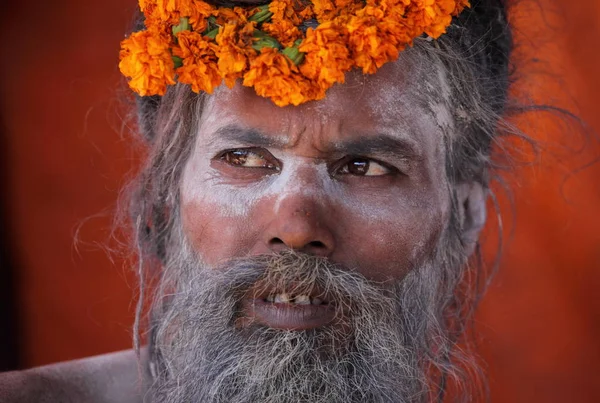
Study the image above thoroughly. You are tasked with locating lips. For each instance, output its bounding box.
[241,292,336,330]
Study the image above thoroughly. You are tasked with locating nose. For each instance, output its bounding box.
[266,198,335,257]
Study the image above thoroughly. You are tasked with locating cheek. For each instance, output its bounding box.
[181,200,244,267]
[180,165,265,267]
[335,194,448,282]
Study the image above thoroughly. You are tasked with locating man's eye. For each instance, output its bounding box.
[220,149,278,170]
[338,158,392,176]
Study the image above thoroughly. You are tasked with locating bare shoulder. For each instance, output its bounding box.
[0,350,144,403]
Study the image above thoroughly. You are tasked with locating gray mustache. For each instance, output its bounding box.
[186,250,387,309]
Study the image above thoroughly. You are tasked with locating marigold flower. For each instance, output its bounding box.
[337,0,367,20]
[215,22,257,87]
[123,0,469,105]
[263,20,301,48]
[347,5,409,74]
[173,31,222,93]
[119,30,176,96]
[299,21,352,87]
[454,0,470,16]
[311,0,337,21]
[263,0,307,46]
[188,0,216,32]
[298,4,315,20]
[408,0,463,38]
[141,0,216,32]
[425,0,470,37]
[215,6,249,26]
[268,0,310,25]
[243,48,323,107]
[142,0,194,24]
[138,0,156,17]
[312,0,364,20]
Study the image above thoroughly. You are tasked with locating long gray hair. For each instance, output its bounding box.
[124,1,520,401]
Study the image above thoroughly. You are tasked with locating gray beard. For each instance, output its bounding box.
[144,235,466,403]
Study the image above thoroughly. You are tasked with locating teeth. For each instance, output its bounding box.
[274,293,290,303]
[268,294,326,305]
[311,297,323,306]
[294,295,311,305]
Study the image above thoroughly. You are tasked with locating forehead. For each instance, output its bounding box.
[198,53,454,151]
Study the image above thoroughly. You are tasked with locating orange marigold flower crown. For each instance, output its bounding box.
[119,0,470,107]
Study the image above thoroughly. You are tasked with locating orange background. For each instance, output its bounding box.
[0,1,599,402]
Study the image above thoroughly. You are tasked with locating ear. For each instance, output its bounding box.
[455,181,488,256]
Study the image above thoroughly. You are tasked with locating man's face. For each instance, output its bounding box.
[180,57,453,295]
[148,57,472,403]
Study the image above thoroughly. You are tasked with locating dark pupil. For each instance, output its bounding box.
[348,159,369,175]
[226,150,248,165]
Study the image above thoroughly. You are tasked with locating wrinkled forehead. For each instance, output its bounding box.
[200,52,454,144]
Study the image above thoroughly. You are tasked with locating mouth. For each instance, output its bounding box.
[241,292,336,330]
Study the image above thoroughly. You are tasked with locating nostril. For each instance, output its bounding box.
[308,241,326,249]
[269,237,327,251]
[269,237,285,245]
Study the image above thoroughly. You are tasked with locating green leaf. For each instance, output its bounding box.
[249,5,273,24]
[252,30,281,51]
[172,17,191,36]
[282,44,305,65]
[204,27,219,40]
[206,16,218,31]
[172,56,183,69]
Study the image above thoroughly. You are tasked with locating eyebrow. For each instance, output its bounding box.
[211,124,421,160]
[212,125,287,148]
[331,135,421,160]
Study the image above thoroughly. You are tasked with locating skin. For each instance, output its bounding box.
[181,60,457,283]
[0,350,144,403]
[0,57,488,403]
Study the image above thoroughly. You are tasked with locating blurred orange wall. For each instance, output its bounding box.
[0,2,139,365]
[476,2,600,402]
[0,1,598,402]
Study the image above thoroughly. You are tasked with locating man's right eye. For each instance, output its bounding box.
[219,148,279,170]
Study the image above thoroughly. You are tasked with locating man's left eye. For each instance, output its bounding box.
[338,158,392,176]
